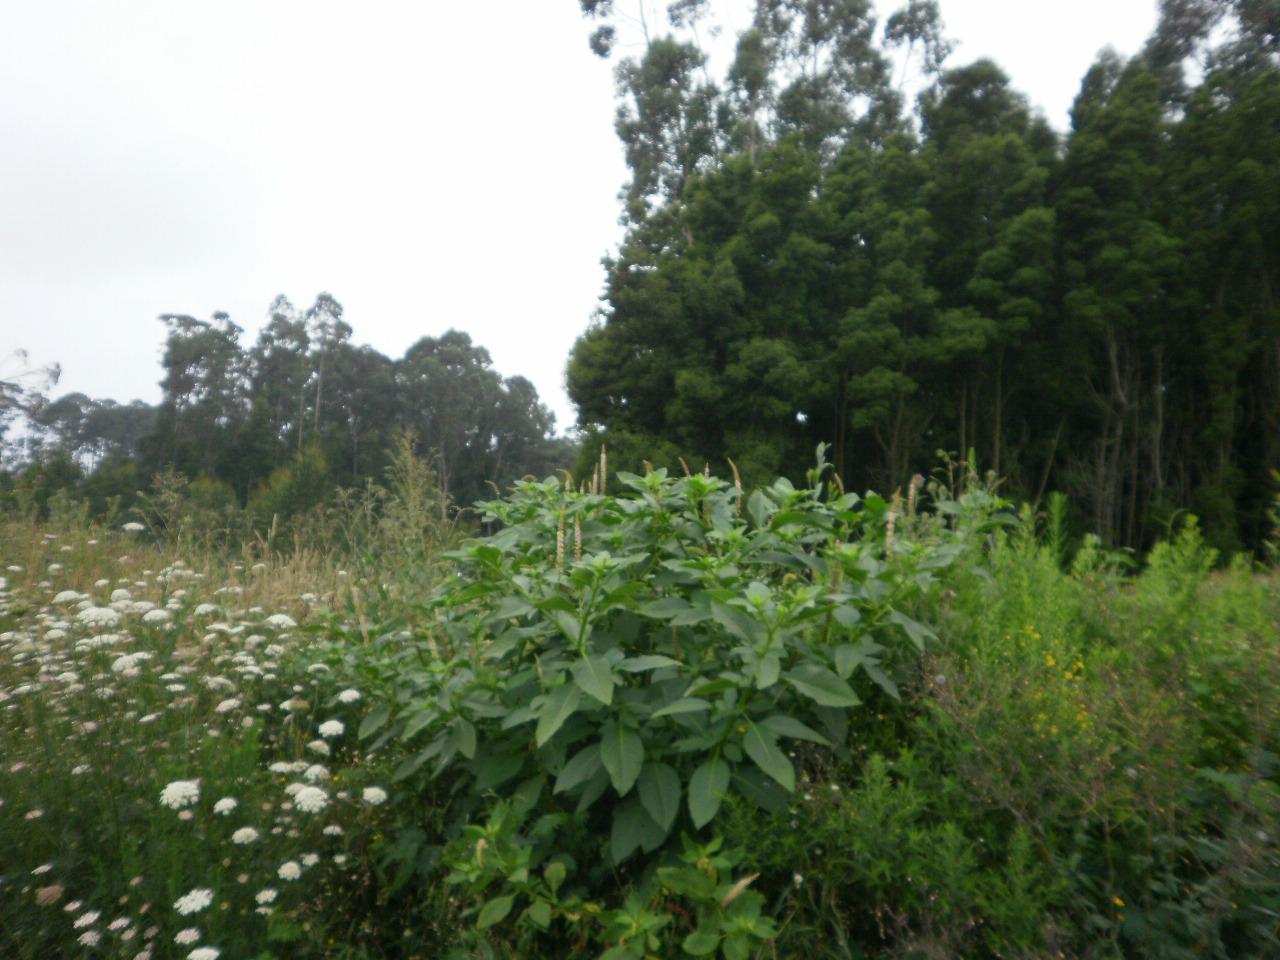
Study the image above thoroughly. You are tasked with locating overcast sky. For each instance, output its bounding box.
[1,1,1159,433]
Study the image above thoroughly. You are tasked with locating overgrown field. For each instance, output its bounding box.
[1,461,1277,959]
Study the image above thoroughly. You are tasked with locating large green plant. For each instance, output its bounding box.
[361,450,983,956]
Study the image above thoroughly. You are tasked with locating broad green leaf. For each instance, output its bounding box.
[833,643,863,679]
[832,605,861,629]
[711,602,757,643]
[684,677,735,698]
[524,899,551,929]
[651,697,711,718]
[543,861,566,895]
[688,756,730,828]
[610,797,664,863]
[754,653,781,689]
[534,683,581,747]
[638,596,696,619]
[547,609,588,645]
[553,743,602,794]
[742,722,794,791]
[863,661,901,700]
[684,927,721,956]
[470,750,524,791]
[476,894,515,929]
[600,720,644,796]
[491,595,533,620]
[358,705,390,741]
[747,489,775,528]
[618,654,681,672]
[637,762,681,831]
[452,718,477,759]
[785,663,860,707]
[571,655,615,705]
[399,708,434,741]
[888,609,935,652]
[761,714,831,745]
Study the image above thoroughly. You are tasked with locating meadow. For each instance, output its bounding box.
[1,454,1277,959]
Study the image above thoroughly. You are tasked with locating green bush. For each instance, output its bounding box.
[357,449,987,957]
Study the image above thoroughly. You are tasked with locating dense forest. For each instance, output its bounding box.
[2,0,1279,553]
[569,0,1280,553]
[1,295,571,520]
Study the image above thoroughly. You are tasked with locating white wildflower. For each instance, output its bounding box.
[317,719,344,739]
[159,780,200,810]
[212,797,237,816]
[173,888,213,916]
[231,827,259,845]
[293,786,328,813]
[278,861,301,881]
[362,786,388,806]
[336,688,361,704]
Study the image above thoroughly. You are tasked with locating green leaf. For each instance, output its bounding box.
[610,797,664,863]
[683,925,721,955]
[833,643,862,679]
[688,756,730,828]
[747,489,775,528]
[863,661,900,700]
[358,705,390,741]
[754,653,781,689]
[832,605,861,629]
[470,750,524,791]
[535,683,581,747]
[476,894,515,929]
[785,663,860,707]
[547,609,588,645]
[554,743,602,794]
[638,596,696,619]
[524,899,551,930]
[399,708,434,742]
[600,720,644,796]
[637,762,681,831]
[711,602,758,643]
[742,721,794,791]
[888,609,935,652]
[618,654,682,672]
[761,714,830,745]
[651,697,711,718]
[543,861,566,895]
[684,677,736,698]
[571,655,615,705]
[452,718,477,759]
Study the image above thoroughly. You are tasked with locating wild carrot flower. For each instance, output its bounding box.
[173,888,213,915]
[294,786,328,813]
[278,861,301,881]
[231,827,259,844]
[362,786,388,806]
[318,719,344,738]
[160,781,199,810]
[213,798,237,815]
[336,688,361,704]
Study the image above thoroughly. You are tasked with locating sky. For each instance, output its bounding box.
[1,1,1160,434]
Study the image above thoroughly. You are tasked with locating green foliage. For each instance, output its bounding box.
[364,449,973,955]
[571,0,1280,555]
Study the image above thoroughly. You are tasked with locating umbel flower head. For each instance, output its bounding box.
[173,888,213,916]
[160,780,200,810]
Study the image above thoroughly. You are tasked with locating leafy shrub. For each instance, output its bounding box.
[360,450,980,956]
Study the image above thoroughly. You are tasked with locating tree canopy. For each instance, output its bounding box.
[569,0,1280,552]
